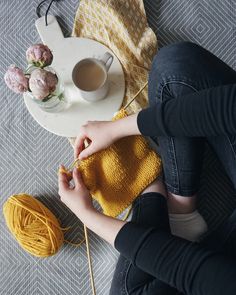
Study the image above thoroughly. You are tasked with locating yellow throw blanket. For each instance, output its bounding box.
[64,0,161,217]
[72,0,157,114]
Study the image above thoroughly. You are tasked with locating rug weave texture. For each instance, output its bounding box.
[1,1,236,294]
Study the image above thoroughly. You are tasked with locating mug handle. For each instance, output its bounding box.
[100,52,114,71]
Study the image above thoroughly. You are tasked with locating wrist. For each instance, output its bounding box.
[109,121,121,142]
[76,206,97,224]
[78,207,126,246]
[113,112,141,139]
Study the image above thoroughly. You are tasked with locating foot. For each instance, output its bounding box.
[169,210,208,242]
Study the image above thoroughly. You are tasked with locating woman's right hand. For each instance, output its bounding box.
[74,112,140,160]
[74,120,118,160]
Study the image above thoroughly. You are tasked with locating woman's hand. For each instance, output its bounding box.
[58,164,125,246]
[74,112,141,160]
[74,120,118,160]
[58,165,94,219]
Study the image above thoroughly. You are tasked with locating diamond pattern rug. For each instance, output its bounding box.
[0,0,236,294]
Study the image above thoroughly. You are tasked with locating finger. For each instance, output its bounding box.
[74,143,86,162]
[74,134,87,159]
[65,170,73,181]
[73,168,84,189]
[79,144,95,160]
[58,165,72,179]
[85,138,92,146]
[58,165,70,191]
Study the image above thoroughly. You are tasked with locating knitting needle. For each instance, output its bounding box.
[67,82,147,292]
[66,81,148,295]
[84,224,96,295]
[65,80,147,293]
[123,81,148,110]
[78,138,96,295]
[64,138,96,294]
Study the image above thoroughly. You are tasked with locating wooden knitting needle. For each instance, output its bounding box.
[84,224,96,295]
[69,82,147,293]
[123,81,148,110]
[76,138,96,295]
[58,165,96,295]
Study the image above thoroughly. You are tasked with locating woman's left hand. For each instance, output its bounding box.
[58,165,94,218]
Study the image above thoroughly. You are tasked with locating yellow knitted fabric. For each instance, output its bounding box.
[66,0,161,217]
[64,109,162,217]
[68,0,159,157]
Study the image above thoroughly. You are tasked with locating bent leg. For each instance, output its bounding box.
[114,195,236,295]
[110,182,181,295]
[149,41,236,258]
[149,41,236,193]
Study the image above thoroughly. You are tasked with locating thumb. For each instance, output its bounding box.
[73,168,85,189]
[58,165,70,191]
[79,144,95,160]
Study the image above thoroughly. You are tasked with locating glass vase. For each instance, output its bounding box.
[25,65,66,113]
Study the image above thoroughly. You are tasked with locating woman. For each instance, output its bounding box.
[58,42,236,295]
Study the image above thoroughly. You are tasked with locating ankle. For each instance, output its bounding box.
[167,192,197,214]
[141,177,167,198]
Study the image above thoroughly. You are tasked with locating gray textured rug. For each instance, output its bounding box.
[1,1,236,294]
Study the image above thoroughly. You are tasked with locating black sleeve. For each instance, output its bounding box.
[115,222,236,295]
[137,83,236,137]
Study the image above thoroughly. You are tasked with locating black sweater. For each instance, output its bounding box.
[137,83,236,137]
[115,221,236,295]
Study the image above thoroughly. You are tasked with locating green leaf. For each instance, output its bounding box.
[58,93,64,101]
[42,95,53,102]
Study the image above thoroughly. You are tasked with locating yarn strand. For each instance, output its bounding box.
[84,225,96,295]
[64,238,85,247]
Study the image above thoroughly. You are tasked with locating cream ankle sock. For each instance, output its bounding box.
[169,210,208,242]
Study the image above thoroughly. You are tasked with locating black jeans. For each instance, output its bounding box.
[109,42,236,295]
[148,41,236,195]
[110,193,236,295]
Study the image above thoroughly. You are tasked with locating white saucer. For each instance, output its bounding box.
[23,16,125,137]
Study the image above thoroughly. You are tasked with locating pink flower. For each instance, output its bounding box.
[4,65,29,93]
[29,68,58,100]
[26,44,53,67]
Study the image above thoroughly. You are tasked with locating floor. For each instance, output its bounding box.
[0,0,236,294]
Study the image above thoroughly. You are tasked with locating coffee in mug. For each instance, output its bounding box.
[72,52,113,102]
[73,60,106,91]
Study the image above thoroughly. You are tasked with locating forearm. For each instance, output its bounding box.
[137,83,236,137]
[113,111,141,139]
[77,208,126,247]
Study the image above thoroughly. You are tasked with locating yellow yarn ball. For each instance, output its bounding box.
[3,193,64,258]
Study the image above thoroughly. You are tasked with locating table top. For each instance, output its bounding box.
[23,16,125,138]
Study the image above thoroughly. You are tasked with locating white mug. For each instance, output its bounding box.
[72,52,114,102]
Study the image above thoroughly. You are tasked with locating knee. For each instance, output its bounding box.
[159,41,200,56]
[148,41,203,91]
[148,41,202,105]
[153,41,201,71]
